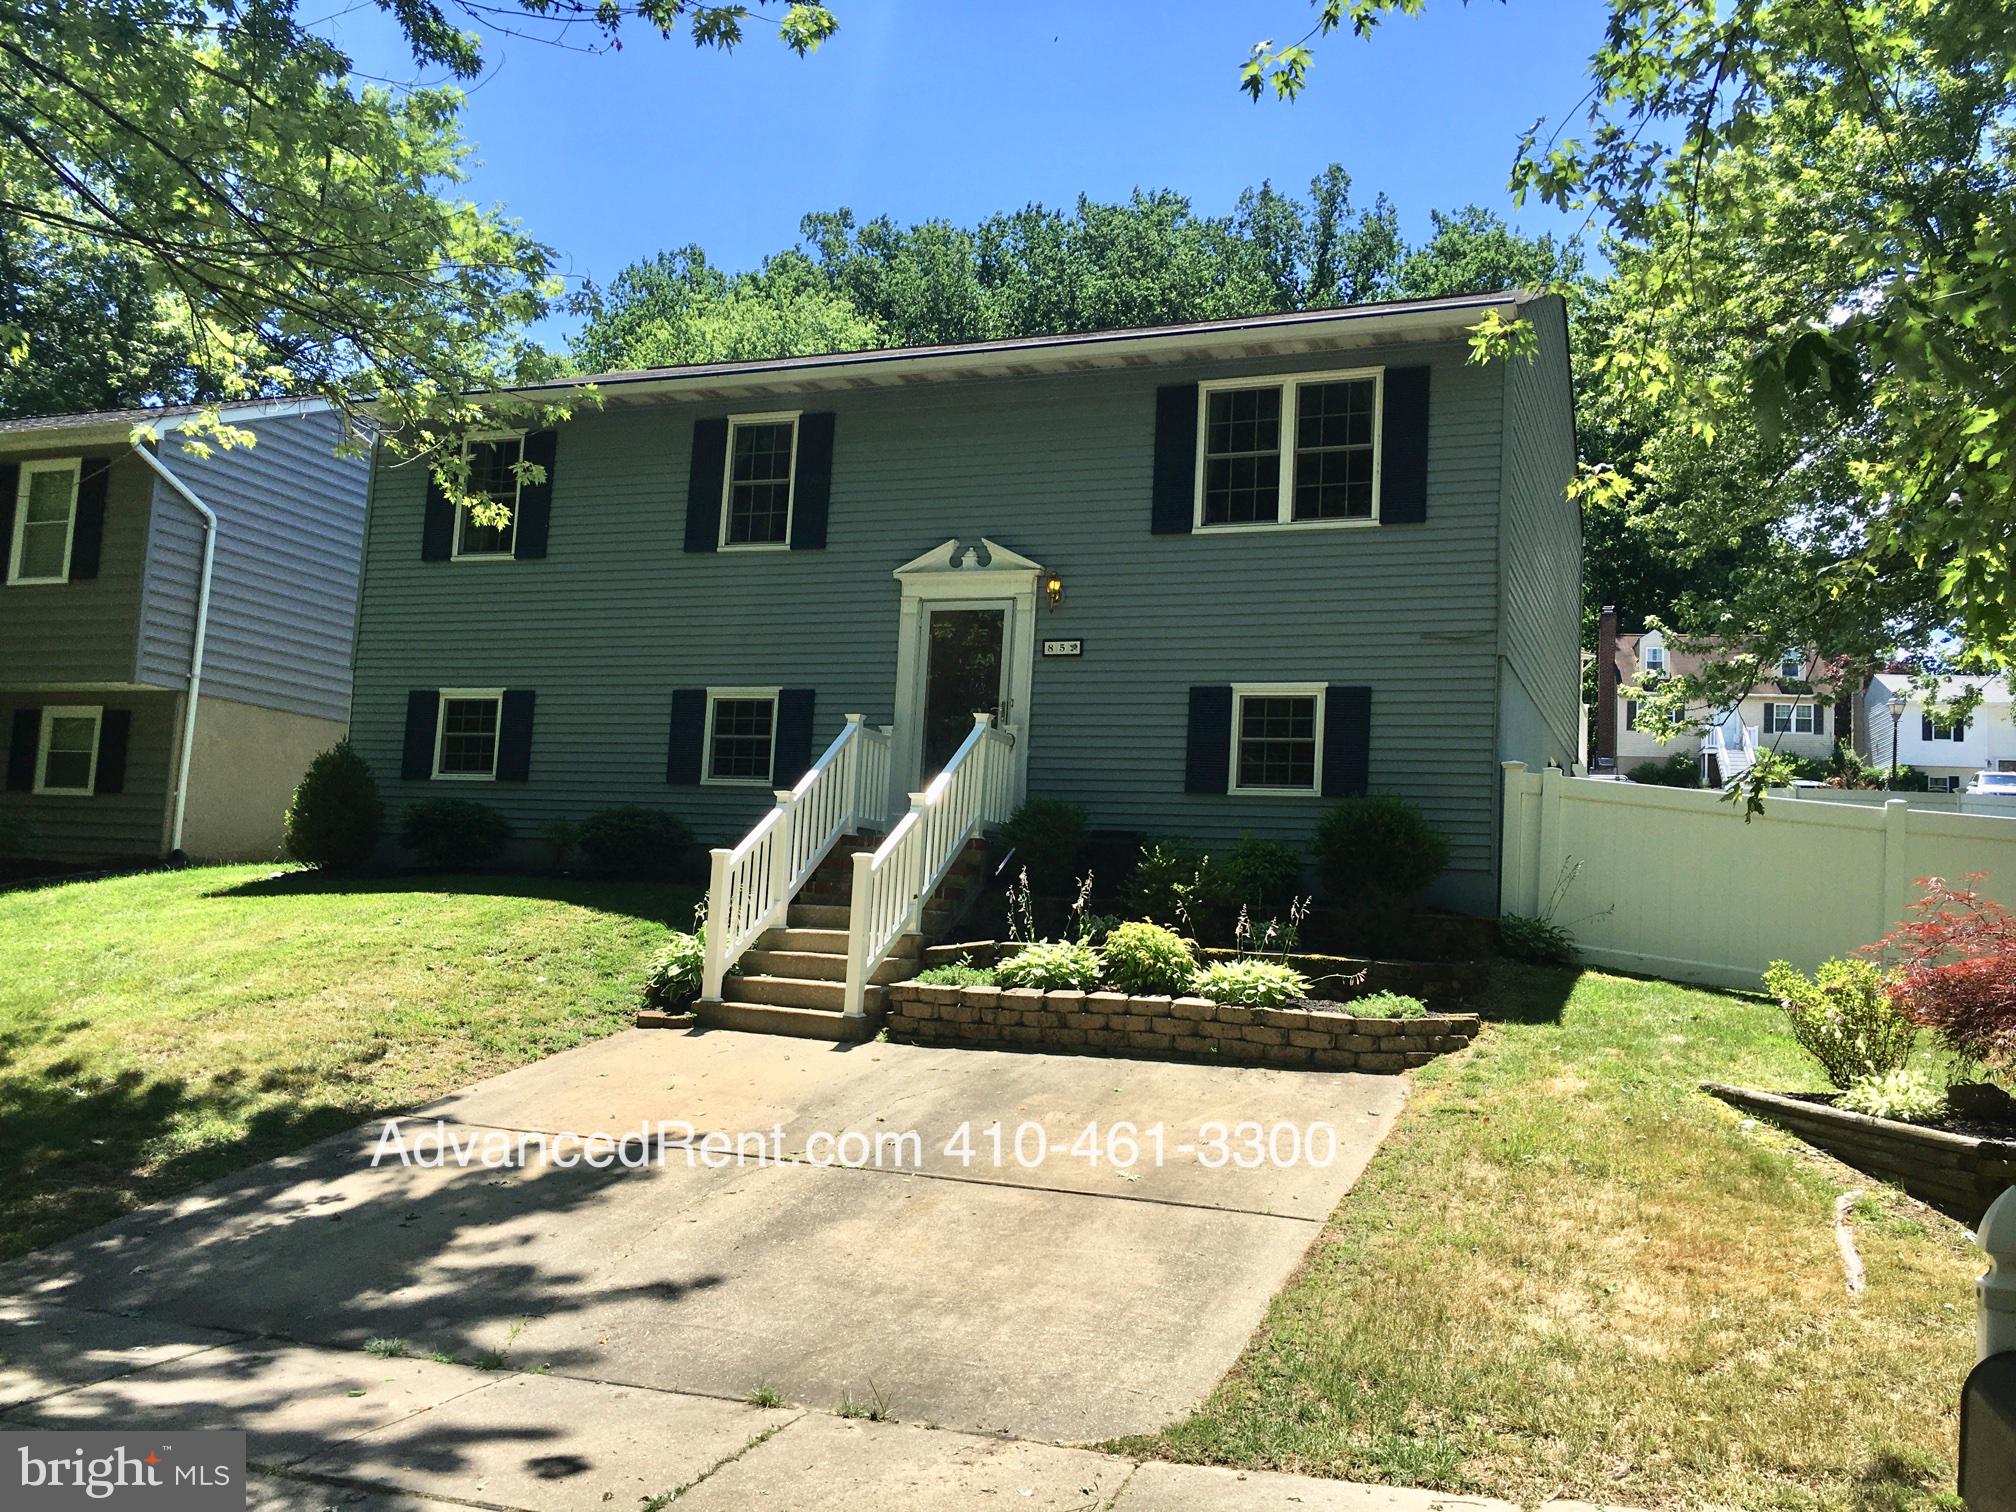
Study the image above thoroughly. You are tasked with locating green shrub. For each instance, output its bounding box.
[1072,911,1123,945]
[913,957,998,987]
[995,939,1103,991]
[283,739,383,870]
[1838,1066,1947,1125]
[1625,753,1701,788]
[998,798,1090,895]
[1191,958,1311,1008]
[1499,912,1578,965]
[642,929,706,1010]
[400,797,512,869]
[1312,796,1451,905]
[577,805,695,878]
[1126,841,1231,932]
[1762,957,1916,1089]
[1343,990,1428,1019]
[1223,836,1303,913]
[1101,921,1197,995]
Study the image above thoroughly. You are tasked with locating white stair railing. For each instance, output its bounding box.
[702,714,893,1000]
[842,713,1016,1018]
[1701,713,1759,784]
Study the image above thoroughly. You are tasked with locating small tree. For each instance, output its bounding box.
[1869,875,2016,1073]
[284,740,383,870]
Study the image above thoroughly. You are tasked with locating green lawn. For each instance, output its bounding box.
[1116,965,1977,1512]
[0,864,692,1260]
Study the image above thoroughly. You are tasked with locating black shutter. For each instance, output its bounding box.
[421,469,454,561]
[1184,686,1233,793]
[0,463,17,576]
[94,708,130,795]
[513,430,557,560]
[790,413,835,551]
[1763,702,1778,735]
[1625,699,1637,732]
[1380,366,1431,524]
[6,708,38,792]
[773,688,816,784]
[685,417,728,553]
[497,690,536,781]
[1322,685,1372,797]
[402,690,440,779]
[1921,714,1935,742]
[1151,384,1199,535]
[1812,704,1826,736]
[667,688,707,784]
[69,457,109,579]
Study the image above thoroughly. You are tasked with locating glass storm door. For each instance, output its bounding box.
[921,605,1007,775]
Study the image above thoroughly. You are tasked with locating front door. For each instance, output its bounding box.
[920,604,1008,775]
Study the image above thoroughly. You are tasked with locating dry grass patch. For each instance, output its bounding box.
[1115,965,1974,1510]
[0,864,693,1258]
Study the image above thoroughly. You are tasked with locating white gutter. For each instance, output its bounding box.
[131,443,216,855]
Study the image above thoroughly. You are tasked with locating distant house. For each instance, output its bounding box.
[1858,672,2015,791]
[1591,608,1848,782]
[1,401,368,864]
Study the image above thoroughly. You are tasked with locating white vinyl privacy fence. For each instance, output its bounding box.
[1501,762,2016,990]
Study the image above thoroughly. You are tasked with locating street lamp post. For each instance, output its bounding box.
[1887,692,1908,789]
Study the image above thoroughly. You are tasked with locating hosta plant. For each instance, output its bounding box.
[1100,921,1197,996]
[642,928,706,1010]
[1838,1066,1948,1126]
[995,940,1103,992]
[1191,958,1311,1009]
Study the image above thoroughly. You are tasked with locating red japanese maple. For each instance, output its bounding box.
[1866,875,2016,1069]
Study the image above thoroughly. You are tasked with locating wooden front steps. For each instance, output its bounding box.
[692,832,993,1041]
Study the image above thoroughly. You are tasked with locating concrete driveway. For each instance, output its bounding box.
[0,1029,1405,1441]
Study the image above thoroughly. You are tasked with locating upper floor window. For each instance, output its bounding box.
[433,690,502,779]
[1229,684,1325,796]
[704,689,779,784]
[1779,651,1804,681]
[454,435,521,559]
[8,459,81,585]
[721,414,798,548]
[1643,645,1667,674]
[35,705,101,794]
[1197,371,1381,530]
[1922,714,1968,742]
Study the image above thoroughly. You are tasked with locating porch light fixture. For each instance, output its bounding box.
[1044,571,1063,608]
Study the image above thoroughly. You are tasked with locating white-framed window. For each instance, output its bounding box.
[432,689,503,779]
[1194,369,1383,530]
[1643,645,1667,674]
[1927,775,1958,793]
[1229,683,1325,796]
[34,704,101,795]
[453,433,523,560]
[720,413,799,549]
[703,688,780,784]
[1769,703,1818,734]
[7,458,82,585]
[1923,714,1968,742]
[1779,651,1804,681]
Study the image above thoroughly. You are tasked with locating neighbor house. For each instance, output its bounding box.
[1591,609,1849,783]
[1,401,369,864]
[348,292,1579,1028]
[1858,672,2016,790]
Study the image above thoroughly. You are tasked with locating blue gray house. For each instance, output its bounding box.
[350,291,1579,1032]
[1,400,369,864]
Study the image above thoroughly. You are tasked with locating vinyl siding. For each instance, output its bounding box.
[0,689,176,859]
[0,446,150,684]
[1496,294,1581,770]
[351,337,1515,912]
[137,410,368,721]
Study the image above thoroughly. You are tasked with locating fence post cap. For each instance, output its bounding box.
[1501,760,1528,773]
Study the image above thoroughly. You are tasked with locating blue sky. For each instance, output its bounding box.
[329,1,1612,341]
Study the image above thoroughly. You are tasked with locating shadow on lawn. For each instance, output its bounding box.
[1477,959,1580,1025]
[204,868,703,930]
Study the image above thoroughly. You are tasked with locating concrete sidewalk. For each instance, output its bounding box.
[4,1301,1613,1511]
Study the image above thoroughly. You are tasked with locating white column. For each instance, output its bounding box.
[701,847,731,1001]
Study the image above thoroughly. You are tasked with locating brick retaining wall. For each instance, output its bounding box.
[885,982,1481,1071]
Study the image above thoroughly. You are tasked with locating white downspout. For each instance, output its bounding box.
[132,443,216,856]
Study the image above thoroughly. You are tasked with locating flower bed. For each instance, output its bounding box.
[884,982,1481,1071]
[1703,1081,2016,1223]
[922,940,1486,1007]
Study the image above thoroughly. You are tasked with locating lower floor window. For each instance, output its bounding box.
[706,691,777,783]
[1231,685,1322,795]
[37,705,101,794]
[1768,703,1817,734]
[435,692,501,778]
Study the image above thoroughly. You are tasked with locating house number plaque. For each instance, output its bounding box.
[1041,639,1083,657]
